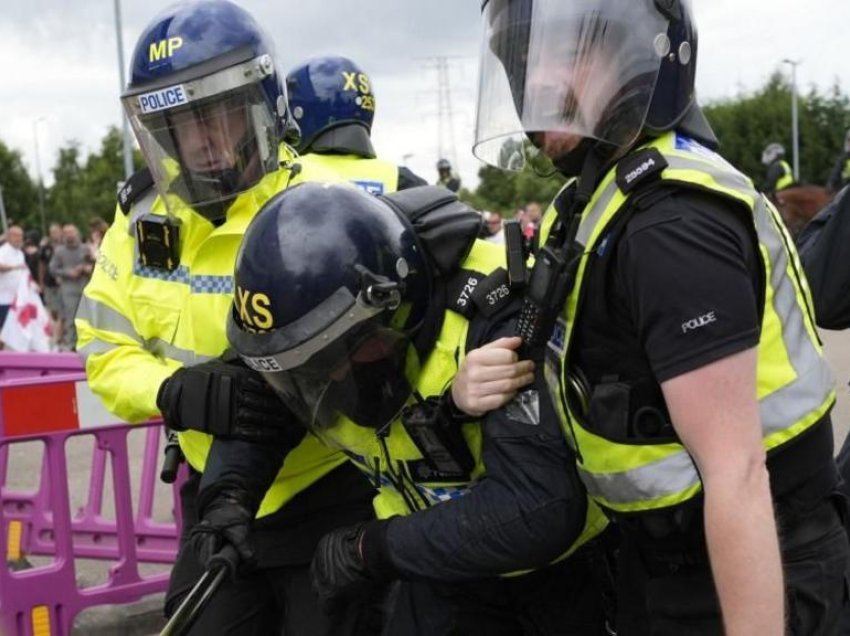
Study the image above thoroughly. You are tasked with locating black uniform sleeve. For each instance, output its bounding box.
[762,162,784,194]
[827,156,846,193]
[397,167,428,191]
[381,319,588,582]
[199,437,289,498]
[616,190,762,383]
[798,186,850,329]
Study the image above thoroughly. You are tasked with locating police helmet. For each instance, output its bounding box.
[474,0,708,171]
[227,182,430,433]
[286,56,377,156]
[436,158,452,171]
[121,0,298,221]
[761,142,785,166]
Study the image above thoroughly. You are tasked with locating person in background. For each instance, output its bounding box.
[0,225,27,334]
[49,224,91,350]
[483,210,505,244]
[521,201,542,241]
[761,142,795,199]
[38,222,63,344]
[436,158,461,192]
[827,129,850,194]
[23,230,41,286]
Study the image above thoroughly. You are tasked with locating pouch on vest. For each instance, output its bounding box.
[400,396,474,481]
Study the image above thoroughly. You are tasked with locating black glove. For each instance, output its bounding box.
[189,483,258,575]
[310,520,398,615]
[156,358,306,446]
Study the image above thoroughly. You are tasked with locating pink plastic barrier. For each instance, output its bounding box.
[0,363,183,636]
[0,352,83,382]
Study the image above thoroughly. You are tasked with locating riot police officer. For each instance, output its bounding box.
[287,56,426,194]
[435,158,462,192]
[75,2,378,633]
[761,142,795,198]
[221,181,611,634]
[468,0,849,633]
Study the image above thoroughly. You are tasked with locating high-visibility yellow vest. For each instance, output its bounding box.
[76,146,347,518]
[543,132,834,515]
[776,160,795,191]
[318,238,607,561]
[297,153,399,195]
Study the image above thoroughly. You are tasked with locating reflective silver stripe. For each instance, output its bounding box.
[576,178,620,247]
[752,196,834,432]
[579,451,699,505]
[77,333,212,369]
[76,296,142,343]
[573,147,833,507]
[144,338,213,367]
[77,338,120,362]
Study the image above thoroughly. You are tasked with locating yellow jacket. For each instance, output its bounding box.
[76,150,347,517]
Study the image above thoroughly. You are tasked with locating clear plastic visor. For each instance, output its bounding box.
[474,0,669,170]
[261,323,420,436]
[122,61,279,210]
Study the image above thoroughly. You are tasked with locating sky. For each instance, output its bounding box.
[0,0,847,191]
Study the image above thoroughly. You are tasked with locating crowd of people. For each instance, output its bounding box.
[56,0,850,634]
[0,218,107,351]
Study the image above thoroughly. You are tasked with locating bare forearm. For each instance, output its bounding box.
[704,465,784,636]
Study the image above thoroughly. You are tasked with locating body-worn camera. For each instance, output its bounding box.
[136,214,181,271]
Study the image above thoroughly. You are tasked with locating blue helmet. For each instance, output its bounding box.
[121,0,298,219]
[227,182,430,431]
[286,56,377,154]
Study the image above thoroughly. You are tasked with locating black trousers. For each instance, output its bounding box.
[164,465,381,636]
[616,494,850,636]
[382,545,612,636]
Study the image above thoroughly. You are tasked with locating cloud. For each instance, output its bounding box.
[0,0,846,192]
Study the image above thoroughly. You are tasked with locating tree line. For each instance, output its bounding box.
[465,72,850,215]
[0,72,847,231]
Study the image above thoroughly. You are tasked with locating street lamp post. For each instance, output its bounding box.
[114,0,134,181]
[783,59,802,181]
[33,117,46,236]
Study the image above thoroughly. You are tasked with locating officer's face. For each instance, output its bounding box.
[171,101,249,173]
[525,42,618,161]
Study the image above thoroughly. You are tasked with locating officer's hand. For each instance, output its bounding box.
[451,337,535,417]
[189,484,257,574]
[156,358,307,447]
[311,522,394,616]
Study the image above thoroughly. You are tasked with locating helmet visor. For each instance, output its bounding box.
[474,0,670,170]
[263,323,420,434]
[122,56,279,211]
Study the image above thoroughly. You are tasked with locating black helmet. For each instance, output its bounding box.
[474,0,715,171]
[227,182,430,432]
[436,158,452,171]
[121,0,299,221]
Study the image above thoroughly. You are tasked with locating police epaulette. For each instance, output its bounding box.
[446,267,515,319]
[615,148,668,195]
[118,168,154,215]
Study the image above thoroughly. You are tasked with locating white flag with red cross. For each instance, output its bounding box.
[0,274,52,352]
